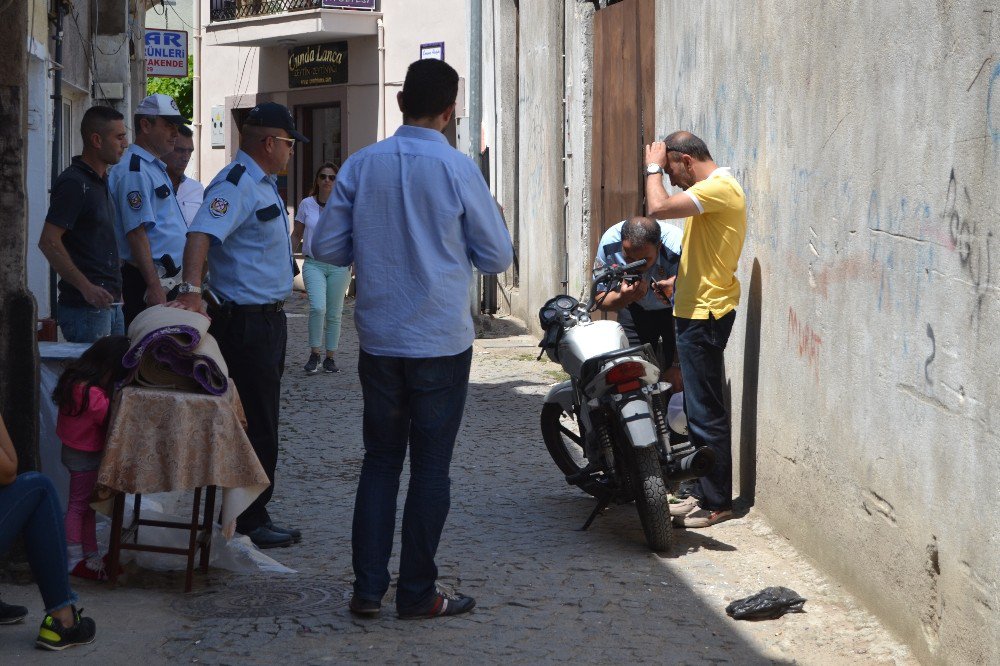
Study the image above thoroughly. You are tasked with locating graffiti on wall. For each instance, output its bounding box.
[944,168,994,314]
[787,307,822,379]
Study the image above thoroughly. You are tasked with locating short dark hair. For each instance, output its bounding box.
[177,124,193,138]
[399,59,459,120]
[621,216,661,247]
[80,105,123,144]
[663,131,713,161]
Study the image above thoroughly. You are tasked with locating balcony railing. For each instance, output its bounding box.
[209,0,376,23]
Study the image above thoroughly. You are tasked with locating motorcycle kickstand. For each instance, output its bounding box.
[579,494,612,531]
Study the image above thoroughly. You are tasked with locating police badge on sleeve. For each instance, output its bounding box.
[209,197,230,218]
[127,191,142,210]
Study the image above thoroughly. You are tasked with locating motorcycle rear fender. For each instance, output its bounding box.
[543,380,575,413]
[619,397,658,448]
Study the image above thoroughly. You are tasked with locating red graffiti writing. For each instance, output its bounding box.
[788,307,822,377]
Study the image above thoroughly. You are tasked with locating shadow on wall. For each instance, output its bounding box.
[737,258,762,508]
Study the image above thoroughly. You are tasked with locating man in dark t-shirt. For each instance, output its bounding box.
[38,106,129,342]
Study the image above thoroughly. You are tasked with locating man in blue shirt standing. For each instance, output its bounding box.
[312,59,513,620]
[173,103,305,550]
[108,93,189,327]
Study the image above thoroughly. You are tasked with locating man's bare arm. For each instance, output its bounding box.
[38,223,114,307]
[646,186,701,221]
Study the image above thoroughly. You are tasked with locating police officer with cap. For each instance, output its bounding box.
[173,102,306,549]
[109,93,190,327]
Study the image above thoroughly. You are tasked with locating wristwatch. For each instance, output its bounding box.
[176,282,202,295]
[645,163,664,176]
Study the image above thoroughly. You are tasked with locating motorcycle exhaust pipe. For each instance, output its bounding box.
[664,446,716,483]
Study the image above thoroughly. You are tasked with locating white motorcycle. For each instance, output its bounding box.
[538,260,715,552]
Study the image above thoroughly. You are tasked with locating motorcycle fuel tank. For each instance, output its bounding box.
[557,320,630,378]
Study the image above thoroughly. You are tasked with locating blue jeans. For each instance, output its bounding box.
[58,303,124,343]
[301,258,352,352]
[0,472,77,613]
[352,347,473,609]
[676,311,737,511]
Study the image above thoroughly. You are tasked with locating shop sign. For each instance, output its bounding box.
[145,29,188,78]
[321,0,376,8]
[288,41,349,89]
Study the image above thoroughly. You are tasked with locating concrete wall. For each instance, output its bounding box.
[562,1,594,307]
[26,0,53,318]
[653,2,999,662]
[488,0,594,328]
[515,0,564,324]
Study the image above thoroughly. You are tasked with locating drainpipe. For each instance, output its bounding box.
[468,0,482,166]
[49,0,65,318]
[193,0,202,179]
[377,17,385,140]
[468,0,485,317]
[560,2,568,290]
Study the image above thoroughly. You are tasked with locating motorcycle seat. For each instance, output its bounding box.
[579,343,657,384]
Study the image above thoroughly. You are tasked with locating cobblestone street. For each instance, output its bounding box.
[1,295,916,664]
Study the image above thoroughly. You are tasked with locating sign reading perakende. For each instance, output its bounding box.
[145,29,188,78]
[288,41,349,89]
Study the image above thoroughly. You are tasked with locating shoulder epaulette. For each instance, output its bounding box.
[129,154,141,171]
[226,164,246,185]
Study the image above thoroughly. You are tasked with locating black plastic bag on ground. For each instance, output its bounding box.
[726,586,807,620]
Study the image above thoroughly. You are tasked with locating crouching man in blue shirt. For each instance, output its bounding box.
[312,58,513,620]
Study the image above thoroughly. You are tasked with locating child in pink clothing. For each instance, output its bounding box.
[52,335,130,581]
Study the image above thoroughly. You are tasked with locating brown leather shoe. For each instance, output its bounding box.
[349,595,381,617]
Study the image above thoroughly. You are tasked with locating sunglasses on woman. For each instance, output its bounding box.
[317,173,336,181]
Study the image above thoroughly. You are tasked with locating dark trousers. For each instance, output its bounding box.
[617,304,676,367]
[121,262,149,330]
[676,311,736,511]
[210,309,287,533]
[352,347,473,609]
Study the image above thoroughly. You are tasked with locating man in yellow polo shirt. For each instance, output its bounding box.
[644,131,746,528]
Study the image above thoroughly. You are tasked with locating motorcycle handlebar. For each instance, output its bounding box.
[592,259,646,284]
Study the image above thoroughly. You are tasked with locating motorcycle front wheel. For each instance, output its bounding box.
[540,402,603,498]
[627,445,674,552]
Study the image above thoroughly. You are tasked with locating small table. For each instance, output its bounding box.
[98,385,269,592]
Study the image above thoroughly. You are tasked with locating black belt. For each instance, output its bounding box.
[226,301,284,313]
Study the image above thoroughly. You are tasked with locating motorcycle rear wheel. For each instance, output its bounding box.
[540,402,603,498]
[627,445,674,552]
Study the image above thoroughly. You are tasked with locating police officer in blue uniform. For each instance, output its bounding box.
[108,93,190,327]
[173,103,307,549]
[594,215,684,388]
